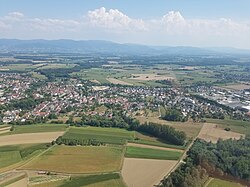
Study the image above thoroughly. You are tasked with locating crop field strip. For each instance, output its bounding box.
[9,124,68,134]
[62,126,135,145]
[125,146,182,160]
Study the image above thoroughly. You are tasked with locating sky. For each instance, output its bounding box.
[1,0,250,49]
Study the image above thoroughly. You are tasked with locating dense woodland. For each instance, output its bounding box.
[136,123,186,146]
[162,108,188,122]
[160,138,250,187]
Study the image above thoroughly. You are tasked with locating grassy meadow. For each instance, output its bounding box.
[207,178,244,187]
[205,118,250,136]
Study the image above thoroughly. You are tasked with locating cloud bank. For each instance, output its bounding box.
[0,7,250,48]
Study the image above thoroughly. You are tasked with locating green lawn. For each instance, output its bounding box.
[10,124,68,134]
[0,143,50,169]
[125,146,182,160]
[207,178,243,187]
[205,118,250,136]
[63,126,135,145]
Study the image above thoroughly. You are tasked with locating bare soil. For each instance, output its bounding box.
[198,123,244,143]
[0,132,64,146]
[121,158,177,187]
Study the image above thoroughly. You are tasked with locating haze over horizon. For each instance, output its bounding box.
[1,0,250,49]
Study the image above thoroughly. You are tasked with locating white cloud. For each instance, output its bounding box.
[162,11,185,23]
[0,8,249,48]
[87,7,146,32]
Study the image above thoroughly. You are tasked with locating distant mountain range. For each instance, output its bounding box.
[0,39,250,55]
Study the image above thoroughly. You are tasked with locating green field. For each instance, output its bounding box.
[32,173,125,187]
[207,178,243,187]
[125,146,182,160]
[59,173,125,187]
[0,151,22,168]
[22,145,124,173]
[206,118,250,136]
[63,126,135,145]
[10,124,68,134]
[0,143,50,169]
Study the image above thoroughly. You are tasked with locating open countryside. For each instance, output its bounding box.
[1,1,250,187]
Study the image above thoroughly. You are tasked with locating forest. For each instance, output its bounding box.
[160,137,250,187]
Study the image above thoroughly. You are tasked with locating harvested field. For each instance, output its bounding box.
[0,126,10,134]
[198,123,244,143]
[6,177,27,187]
[135,116,202,138]
[122,158,177,187]
[221,84,250,90]
[130,74,174,81]
[0,132,64,146]
[21,145,124,174]
[127,143,184,153]
[107,78,133,85]
[0,130,10,135]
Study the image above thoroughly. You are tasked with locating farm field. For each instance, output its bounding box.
[21,145,124,174]
[5,177,27,187]
[198,123,245,143]
[62,126,135,145]
[129,73,174,81]
[0,132,64,146]
[207,178,244,187]
[131,131,186,149]
[125,146,182,160]
[37,63,76,70]
[135,116,202,138]
[205,118,250,136]
[122,158,177,187]
[0,144,50,169]
[220,84,250,90]
[127,143,184,152]
[59,173,125,187]
[9,124,68,134]
[107,78,133,85]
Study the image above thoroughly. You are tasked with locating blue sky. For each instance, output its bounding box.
[1,0,250,48]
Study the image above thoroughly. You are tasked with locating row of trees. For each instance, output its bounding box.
[68,114,140,129]
[53,136,105,146]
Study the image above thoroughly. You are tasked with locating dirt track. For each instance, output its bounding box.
[198,123,244,143]
[121,158,177,187]
[127,143,184,153]
[0,132,64,146]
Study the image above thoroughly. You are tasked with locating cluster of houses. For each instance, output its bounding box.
[1,72,249,123]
